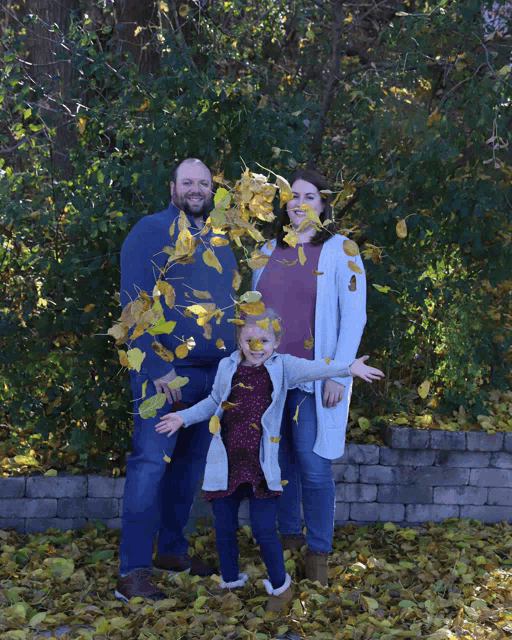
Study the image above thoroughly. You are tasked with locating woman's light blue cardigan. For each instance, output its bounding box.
[176,350,352,492]
[252,234,367,460]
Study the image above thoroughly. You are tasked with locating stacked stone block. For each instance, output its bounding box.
[1,428,511,533]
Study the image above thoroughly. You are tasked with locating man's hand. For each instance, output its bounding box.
[154,369,181,405]
[322,379,345,408]
[155,413,185,437]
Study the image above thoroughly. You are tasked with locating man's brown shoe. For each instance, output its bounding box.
[115,568,165,602]
[154,552,215,576]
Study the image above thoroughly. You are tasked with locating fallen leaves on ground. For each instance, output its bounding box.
[1,519,511,639]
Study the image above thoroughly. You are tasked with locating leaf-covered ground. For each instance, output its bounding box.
[1,519,512,640]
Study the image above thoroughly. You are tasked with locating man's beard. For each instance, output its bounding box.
[173,195,213,218]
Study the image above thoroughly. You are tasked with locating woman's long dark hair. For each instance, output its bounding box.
[275,169,334,248]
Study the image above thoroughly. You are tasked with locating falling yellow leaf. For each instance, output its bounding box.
[343,239,359,257]
[283,227,298,248]
[298,245,306,265]
[209,415,221,434]
[249,339,264,350]
[216,338,226,350]
[175,343,189,359]
[210,236,229,247]
[313,270,324,276]
[348,260,362,274]
[141,380,148,398]
[203,322,212,340]
[301,203,322,226]
[276,175,293,207]
[152,342,175,362]
[280,480,289,486]
[203,248,223,273]
[270,436,281,443]
[108,323,128,343]
[373,284,390,293]
[239,301,265,315]
[168,376,189,389]
[418,380,431,399]
[250,423,260,429]
[293,405,300,423]
[126,347,145,372]
[238,383,253,390]
[222,401,238,410]
[227,318,245,325]
[136,99,150,112]
[272,318,281,333]
[256,318,270,330]
[77,116,88,134]
[396,218,407,238]
[304,336,314,350]
[118,350,129,367]
[84,304,95,313]
[169,220,176,237]
[192,289,212,300]
[232,270,242,291]
[280,259,298,266]
[163,454,172,463]
[246,250,270,270]
[348,275,357,291]
[324,357,331,365]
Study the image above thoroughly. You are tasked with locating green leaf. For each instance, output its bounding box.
[139,393,167,419]
[126,348,145,372]
[147,320,177,336]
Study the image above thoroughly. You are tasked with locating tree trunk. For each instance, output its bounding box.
[113,0,161,75]
[28,0,80,177]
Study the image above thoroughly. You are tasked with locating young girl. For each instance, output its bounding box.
[155,309,383,612]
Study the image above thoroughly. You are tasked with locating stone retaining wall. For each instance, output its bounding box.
[1,428,511,534]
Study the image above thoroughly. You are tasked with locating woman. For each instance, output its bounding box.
[252,169,367,585]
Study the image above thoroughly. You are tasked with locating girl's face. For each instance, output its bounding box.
[239,323,280,367]
[287,179,325,230]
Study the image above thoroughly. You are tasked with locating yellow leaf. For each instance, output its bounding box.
[177,210,190,232]
[324,357,331,364]
[210,236,229,247]
[283,227,298,248]
[348,275,357,291]
[348,260,362,274]
[168,376,189,389]
[152,342,175,362]
[247,249,270,270]
[227,318,245,325]
[163,454,171,463]
[142,380,148,398]
[418,380,430,399]
[203,248,223,273]
[396,218,407,238]
[44,469,57,477]
[298,245,306,265]
[276,175,293,207]
[203,322,212,339]
[77,116,88,134]
[232,269,242,291]
[209,415,221,434]
[239,301,265,315]
[280,480,289,486]
[304,336,314,350]
[175,343,189,359]
[343,239,359,257]
[157,281,176,308]
[108,323,128,343]
[191,289,211,300]
[118,350,129,367]
[373,284,390,293]
[130,323,147,340]
[301,203,322,226]
[280,259,298,266]
[84,303,95,312]
[222,401,238,410]
[216,338,226,350]
[293,405,300,423]
[256,318,270,330]
[126,347,145,372]
[272,318,281,333]
[250,423,260,429]
[270,436,281,443]
[136,99,150,112]
[169,220,176,237]
[313,270,324,276]
[249,339,264,350]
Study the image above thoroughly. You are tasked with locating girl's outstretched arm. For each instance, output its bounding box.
[349,356,384,382]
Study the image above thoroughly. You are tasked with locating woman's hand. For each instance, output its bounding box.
[350,356,384,382]
[155,413,185,437]
[154,368,181,405]
[322,379,345,408]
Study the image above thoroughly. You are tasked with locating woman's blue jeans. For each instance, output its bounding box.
[212,484,286,589]
[119,364,217,575]
[277,388,335,553]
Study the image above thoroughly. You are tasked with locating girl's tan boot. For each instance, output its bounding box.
[305,552,328,586]
[263,573,292,613]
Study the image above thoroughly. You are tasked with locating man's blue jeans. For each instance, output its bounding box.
[119,364,217,575]
[277,388,335,553]
[212,483,286,589]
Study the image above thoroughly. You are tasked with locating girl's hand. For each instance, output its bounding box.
[350,356,384,382]
[155,413,185,437]
[322,379,345,408]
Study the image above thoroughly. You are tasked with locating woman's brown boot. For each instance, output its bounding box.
[263,573,293,613]
[305,552,328,586]
[280,535,306,552]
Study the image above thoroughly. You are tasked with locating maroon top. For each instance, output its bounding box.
[203,363,281,501]
[257,242,322,359]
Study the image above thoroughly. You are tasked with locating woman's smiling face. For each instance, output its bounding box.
[287,179,325,230]
[238,323,280,367]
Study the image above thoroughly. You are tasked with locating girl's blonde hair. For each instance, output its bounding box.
[236,307,284,343]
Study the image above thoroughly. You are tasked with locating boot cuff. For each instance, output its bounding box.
[262,572,291,596]
[220,573,249,589]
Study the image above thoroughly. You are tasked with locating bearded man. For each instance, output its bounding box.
[116,159,237,600]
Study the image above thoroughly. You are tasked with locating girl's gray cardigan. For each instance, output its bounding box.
[176,350,353,493]
[252,234,367,460]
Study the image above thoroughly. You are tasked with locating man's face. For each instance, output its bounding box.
[170,160,213,217]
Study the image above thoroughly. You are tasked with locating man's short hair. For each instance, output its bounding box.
[170,158,212,184]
